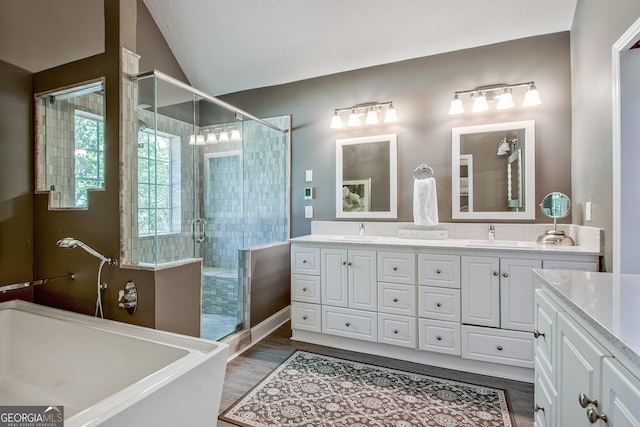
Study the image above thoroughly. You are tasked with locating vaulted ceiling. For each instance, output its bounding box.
[0,1,577,96]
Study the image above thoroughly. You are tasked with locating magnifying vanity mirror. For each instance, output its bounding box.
[336,134,398,218]
[537,192,575,246]
[452,120,535,220]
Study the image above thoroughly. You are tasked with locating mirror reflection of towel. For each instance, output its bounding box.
[413,177,439,226]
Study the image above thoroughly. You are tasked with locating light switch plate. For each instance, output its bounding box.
[305,205,314,218]
[585,201,592,221]
[305,170,313,182]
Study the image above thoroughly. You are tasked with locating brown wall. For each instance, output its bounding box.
[0,60,34,302]
[221,32,573,237]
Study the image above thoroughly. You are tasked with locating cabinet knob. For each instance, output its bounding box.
[342,261,347,266]
[348,262,353,266]
[302,259,308,264]
[533,330,546,339]
[496,345,503,351]
[393,297,399,303]
[393,329,399,334]
[436,269,442,274]
[393,266,398,271]
[302,287,307,292]
[503,272,509,278]
[436,336,442,341]
[534,404,545,413]
[579,392,599,409]
[493,271,499,276]
[302,315,308,320]
[436,302,442,307]
[586,408,608,424]
[345,322,351,327]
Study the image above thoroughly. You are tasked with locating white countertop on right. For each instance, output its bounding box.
[534,269,640,370]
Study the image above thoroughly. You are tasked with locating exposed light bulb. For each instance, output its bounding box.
[472,92,489,112]
[365,108,379,124]
[330,112,343,129]
[523,84,541,106]
[448,94,464,115]
[384,103,398,123]
[496,87,514,109]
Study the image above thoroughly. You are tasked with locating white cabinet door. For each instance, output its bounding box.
[348,250,377,311]
[534,289,562,384]
[556,312,610,427]
[602,357,640,427]
[534,358,557,427]
[461,256,500,327]
[321,248,348,307]
[500,258,541,331]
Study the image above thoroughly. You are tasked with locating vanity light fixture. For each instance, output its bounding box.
[329,101,398,129]
[189,133,206,145]
[449,81,541,115]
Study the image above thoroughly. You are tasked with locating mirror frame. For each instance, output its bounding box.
[452,120,535,220]
[336,134,398,219]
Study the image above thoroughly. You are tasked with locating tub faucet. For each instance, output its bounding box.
[359,223,365,236]
[488,224,495,241]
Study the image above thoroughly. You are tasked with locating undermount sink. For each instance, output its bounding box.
[465,239,535,248]
[327,235,381,242]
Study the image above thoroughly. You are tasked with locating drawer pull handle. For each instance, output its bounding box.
[496,345,503,351]
[436,269,442,274]
[345,322,351,327]
[393,329,399,334]
[586,408,608,424]
[493,271,499,276]
[436,336,442,341]
[393,266,398,271]
[533,330,545,339]
[302,315,308,320]
[579,392,599,409]
[436,302,442,307]
[534,404,545,413]
[302,287,308,292]
[393,297,399,303]
[503,272,509,278]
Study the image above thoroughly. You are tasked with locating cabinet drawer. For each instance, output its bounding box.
[322,306,377,342]
[291,302,321,333]
[542,260,598,272]
[534,288,562,382]
[378,251,416,284]
[291,246,320,275]
[418,254,460,288]
[419,319,461,355]
[291,274,321,303]
[462,325,534,368]
[418,286,460,322]
[378,313,416,348]
[378,282,416,316]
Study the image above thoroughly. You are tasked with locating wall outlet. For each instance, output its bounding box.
[398,229,448,240]
[305,205,314,218]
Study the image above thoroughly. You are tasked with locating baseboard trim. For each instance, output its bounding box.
[226,305,291,361]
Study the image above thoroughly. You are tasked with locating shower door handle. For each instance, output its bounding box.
[192,218,207,243]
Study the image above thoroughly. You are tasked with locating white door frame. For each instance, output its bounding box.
[612,16,640,273]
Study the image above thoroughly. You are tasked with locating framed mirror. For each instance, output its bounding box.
[336,134,397,218]
[452,120,535,220]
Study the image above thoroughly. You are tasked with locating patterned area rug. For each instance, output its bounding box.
[220,351,513,427]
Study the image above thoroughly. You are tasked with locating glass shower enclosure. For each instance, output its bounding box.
[126,71,290,340]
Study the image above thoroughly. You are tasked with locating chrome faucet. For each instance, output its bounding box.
[359,223,365,236]
[488,224,495,241]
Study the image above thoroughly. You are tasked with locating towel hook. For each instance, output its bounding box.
[413,164,434,179]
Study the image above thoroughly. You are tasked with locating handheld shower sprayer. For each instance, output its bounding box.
[56,238,117,267]
[56,237,118,319]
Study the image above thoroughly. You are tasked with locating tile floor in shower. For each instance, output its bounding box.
[201,267,242,341]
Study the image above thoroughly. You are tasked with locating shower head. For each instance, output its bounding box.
[56,238,118,267]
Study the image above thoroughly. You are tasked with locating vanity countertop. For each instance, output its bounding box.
[289,234,601,255]
[534,269,640,372]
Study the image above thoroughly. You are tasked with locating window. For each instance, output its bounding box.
[74,111,105,207]
[138,129,180,236]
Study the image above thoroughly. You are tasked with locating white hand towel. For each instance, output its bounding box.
[413,177,439,226]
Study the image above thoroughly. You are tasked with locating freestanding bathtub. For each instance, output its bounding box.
[0,300,229,426]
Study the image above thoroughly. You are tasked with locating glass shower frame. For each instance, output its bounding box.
[125,70,290,340]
